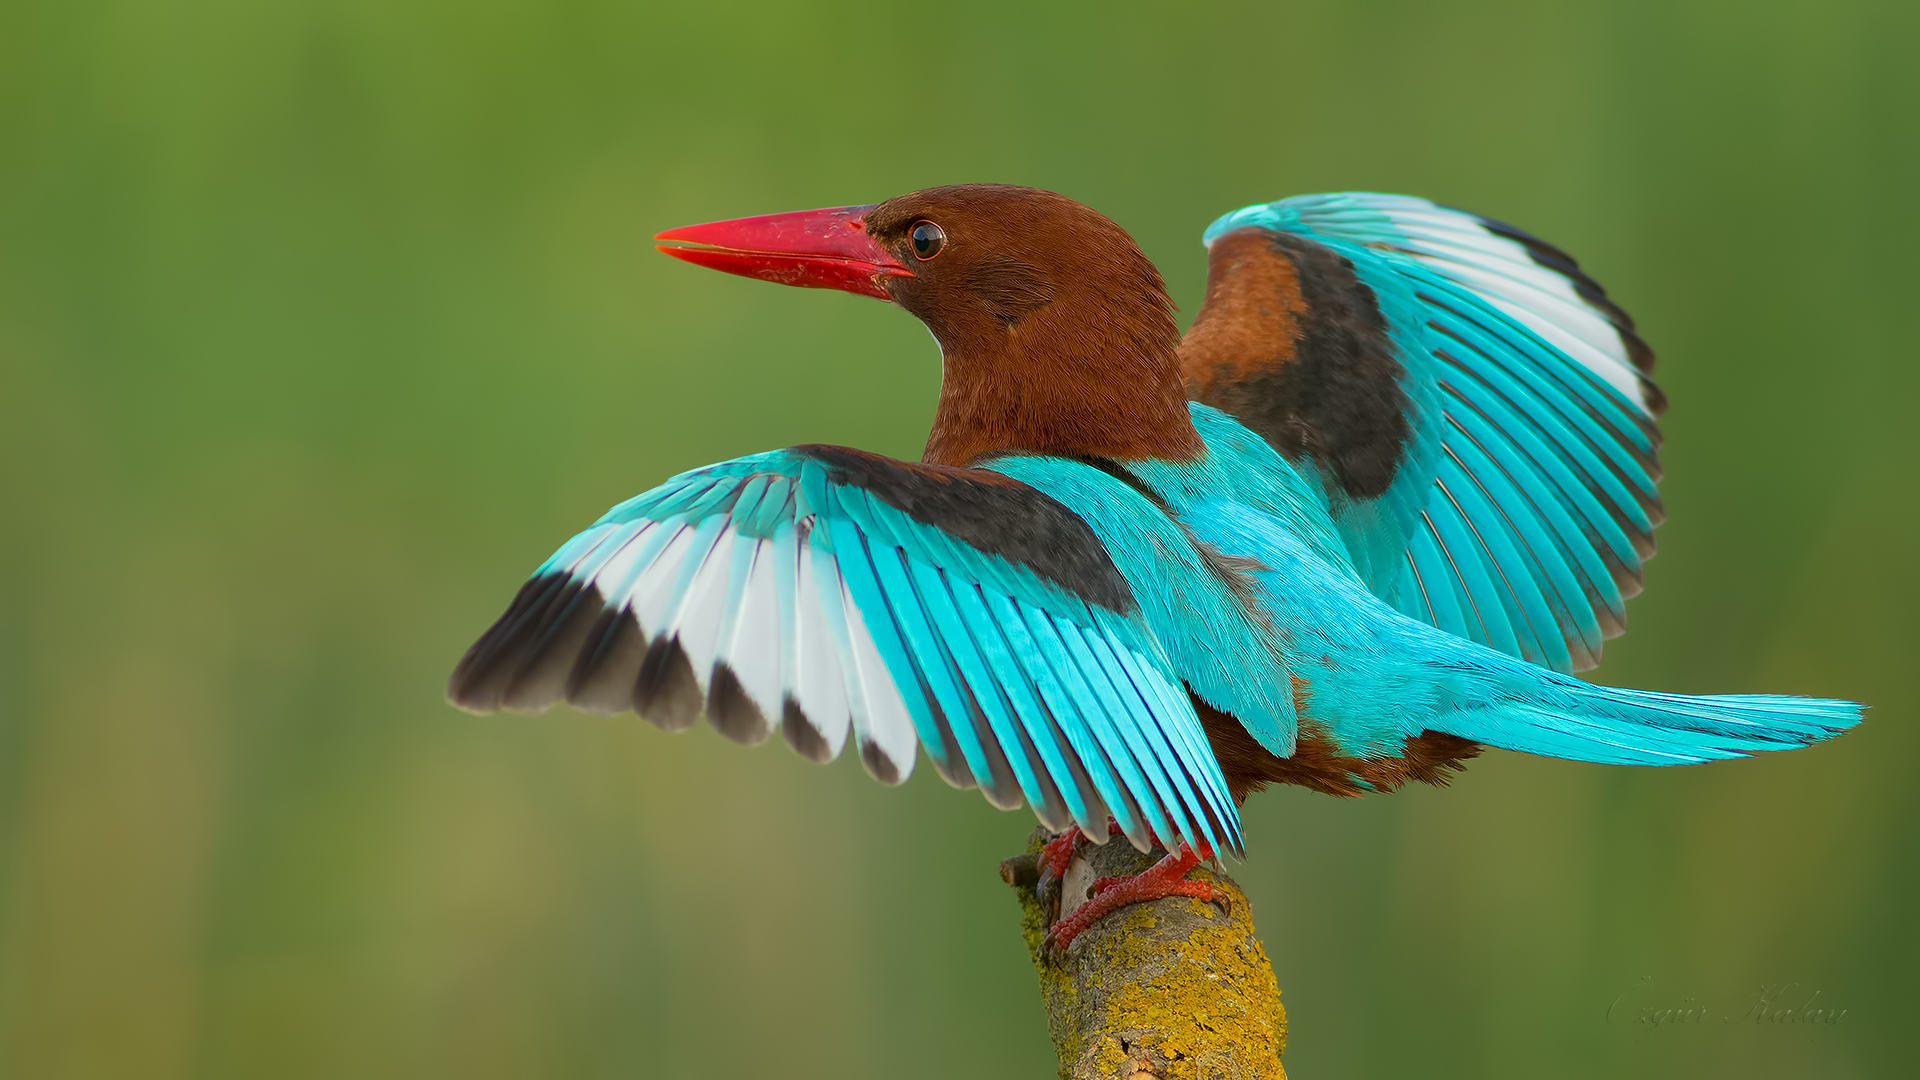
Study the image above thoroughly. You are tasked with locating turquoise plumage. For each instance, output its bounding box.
[449,183,1861,900]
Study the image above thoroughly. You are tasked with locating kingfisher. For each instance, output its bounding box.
[448,184,1860,953]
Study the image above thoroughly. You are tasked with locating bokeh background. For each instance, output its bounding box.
[3,1,1915,1077]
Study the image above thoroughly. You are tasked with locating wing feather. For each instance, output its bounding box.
[1405,525,1476,642]
[790,536,852,760]
[1195,192,1668,673]
[450,448,1240,855]
[906,561,1024,805]
[1435,455,1571,671]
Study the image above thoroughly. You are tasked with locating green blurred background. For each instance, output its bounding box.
[2,1,1914,1077]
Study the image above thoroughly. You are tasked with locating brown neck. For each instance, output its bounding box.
[920,281,1202,468]
[924,332,1200,466]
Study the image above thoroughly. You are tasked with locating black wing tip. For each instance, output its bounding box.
[781,697,833,763]
[1624,332,1659,376]
[502,580,607,713]
[446,571,590,715]
[445,673,502,715]
[1639,375,1669,417]
[707,663,772,745]
[858,738,906,786]
[564,607,647,716]
[446,637,503,712]
[635,635,703,731]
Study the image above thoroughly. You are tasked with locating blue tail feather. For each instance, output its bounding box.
[1440,678,1862,767]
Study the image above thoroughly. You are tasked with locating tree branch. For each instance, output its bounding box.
[1001,830,1287,1079]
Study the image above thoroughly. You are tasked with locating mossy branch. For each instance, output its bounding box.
[1001,830,1286,1080]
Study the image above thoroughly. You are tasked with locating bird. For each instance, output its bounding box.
[447,183,1861,954]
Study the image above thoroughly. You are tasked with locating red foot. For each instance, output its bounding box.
[1037,826,1083,891]
[1034,820,1127,920]
[1041,838,1223,957]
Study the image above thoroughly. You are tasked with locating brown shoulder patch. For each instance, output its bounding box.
[1179,228,1307,390]
[1179,227,1412,500]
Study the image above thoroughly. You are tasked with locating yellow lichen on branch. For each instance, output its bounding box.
[1002,832,1286,1080]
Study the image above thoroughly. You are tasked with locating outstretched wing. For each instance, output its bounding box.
[448,444,1240,856]
[1185,192,1663,674]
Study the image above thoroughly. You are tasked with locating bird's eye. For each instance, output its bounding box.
[909,220,946,261]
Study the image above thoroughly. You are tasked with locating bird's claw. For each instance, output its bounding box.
[1033,825,1084,922]
[1041,837,1217,958]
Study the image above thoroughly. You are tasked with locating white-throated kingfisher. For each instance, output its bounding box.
[449,185,1860,954]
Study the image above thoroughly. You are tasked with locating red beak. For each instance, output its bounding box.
[654,205,911,301]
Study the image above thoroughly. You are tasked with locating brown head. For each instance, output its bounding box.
[656,184,1203,466]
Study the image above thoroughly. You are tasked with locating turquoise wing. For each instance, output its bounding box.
[448,444,1241,856]
[1194,193,1664,674]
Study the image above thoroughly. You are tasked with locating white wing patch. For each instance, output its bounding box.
[1356,196,1655,416]
[837,574,920,783]
[789,536,852,761]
